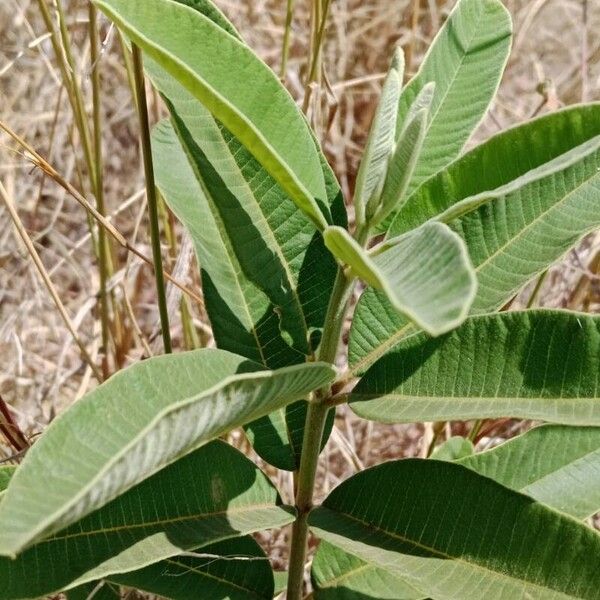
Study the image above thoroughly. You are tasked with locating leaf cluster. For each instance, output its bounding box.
[2,0,600,599]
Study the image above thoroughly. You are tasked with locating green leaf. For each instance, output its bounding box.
[273,571,288,596]
[93,0,329,229]
[145,0,344,469]
[0,441,293,600]
[312,541,425,600]
[150,117,340,469]
[351,311,600,426]
[0,466,14,494]
[350,105,600,374]
[391,103,600,236]
[309,459,600,600]
[324,222,476,336]
[111,536,274,600]
[0,349,333,556]
[370,86,432,228]
[354,51,402,226]
[459,424,600,519]
[144,0,342,470]
[430,436,474,461]
[393,0,512,200]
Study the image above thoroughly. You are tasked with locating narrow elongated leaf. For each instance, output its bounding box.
[354,52,402,225]
[145,0,344,469]
[459,424,600,519]
[309,459,600,600]
[391,103,600,236]
[0,442,293,599]
[94,0,329,229]
[0,349,333,556]
[351,311,600,425]
[370,87,431,227]
[141,0,343,470]
[350,105,600,373]
[312,541,425,600]
[151,119,338,469]
[111,536,274,600]
[324,222,476,335]
[394,0,511,199]
[433,134,600,227]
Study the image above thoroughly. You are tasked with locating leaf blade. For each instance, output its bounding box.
[394,0,512,200]
[94,0,329,229]
[354,53,402,225]
[0,349,333,556]
[459,424,600,519]
[391,103,600,236]
[312,541,425,600]
[151,114,340,469]
[350,311,600,426]
[0,442,293,599]
[111,536,274,600]
[309,459,600,600]
[350,105,600,373]
[324,222,476,336]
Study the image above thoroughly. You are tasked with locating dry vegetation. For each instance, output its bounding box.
[1,0,600,574]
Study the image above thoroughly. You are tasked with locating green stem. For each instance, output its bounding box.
[132,44,172,354]
[468,419,483,442]
[280,0,295,80]
[302,0,332,113]
[307,0,331,84]
[286,269,353,600]
[526,270,548,309]
[286,402,329,599]
[55,0,97,187]
[89,2,111,378]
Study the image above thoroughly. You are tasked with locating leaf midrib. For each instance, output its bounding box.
[350,393,598,404]
[520,447,600,495]
[317,561,372,588]
[98,0,322,221]
[149,556,270,599]
[316,508,581,598]
[170,115,268,366]
[410,2,488,140]
[44,503,292,545]
[471,165,600,275]
[213,123,314,357]
[7,365,306,551]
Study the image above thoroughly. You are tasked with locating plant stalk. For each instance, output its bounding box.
[286,268,353,600]
[89,2,112,378]
[302,0,332,113]
[280,0,295,79]
[526,269,548,308]
[131,44,172,354]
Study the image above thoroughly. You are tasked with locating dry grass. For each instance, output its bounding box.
[1,0,600,584]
